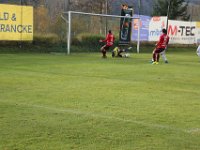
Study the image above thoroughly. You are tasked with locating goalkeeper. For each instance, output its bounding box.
[112,46,131,57]
[112,47,123,57]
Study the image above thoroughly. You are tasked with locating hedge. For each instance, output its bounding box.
[0,32,196,53]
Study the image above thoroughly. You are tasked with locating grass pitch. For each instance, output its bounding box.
[0,50,200,150]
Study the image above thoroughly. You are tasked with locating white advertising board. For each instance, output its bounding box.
[148,16,196,44]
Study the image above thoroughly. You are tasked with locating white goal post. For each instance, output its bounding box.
[62,11,141,54]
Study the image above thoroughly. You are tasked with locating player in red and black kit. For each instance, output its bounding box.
[152,28,169,64]
[99,30,115,58]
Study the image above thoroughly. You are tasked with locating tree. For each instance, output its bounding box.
[68,0,113,35]
[34,5,50,33]
[187,4,200,21]
[152,0,190,21]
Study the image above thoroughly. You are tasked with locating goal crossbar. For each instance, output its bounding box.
[62,11,141,54]
[62,11,140,19]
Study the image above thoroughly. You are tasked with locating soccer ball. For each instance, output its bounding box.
[124,53,130,58]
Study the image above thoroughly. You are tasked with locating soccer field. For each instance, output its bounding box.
[0,51,200,149]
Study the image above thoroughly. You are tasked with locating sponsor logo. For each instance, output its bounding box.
[152,17,161,21]
[168,25,195,36]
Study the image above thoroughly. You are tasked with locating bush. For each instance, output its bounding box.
[0,32,197,53]
[33,33,60,46]
[71,33,103,52]
[0,33,66,53]
[71,33,120,52]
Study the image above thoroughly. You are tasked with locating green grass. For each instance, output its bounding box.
[0,49,200,150]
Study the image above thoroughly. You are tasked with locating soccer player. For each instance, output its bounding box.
[152,28,169,64]
[161,48,169,63]
[112,46,132,57]
[99,30,115,58]
[112,47,122,57]
[197,44,200,57]
[151,48,168,63]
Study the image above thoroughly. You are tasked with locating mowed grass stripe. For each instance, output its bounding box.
[0,51,200,149]
[0,100,190,133]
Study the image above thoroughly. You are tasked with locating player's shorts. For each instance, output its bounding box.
[154,48,165,53]
[197,52,200,56]
[104,45,112,50]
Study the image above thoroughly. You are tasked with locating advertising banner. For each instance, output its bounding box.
[196,22,200,44]
[119,6,133,45]
[131,15,151,41]
[168,20,196,44]
[148,16,196,44]
[148,16,167,42]
[0,4,33,41]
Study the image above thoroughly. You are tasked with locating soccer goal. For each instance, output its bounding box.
[61,11,140,54]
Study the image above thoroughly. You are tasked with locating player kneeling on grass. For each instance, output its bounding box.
[99,30,115,58]
[112,46,132,58]
[152,28,169,65]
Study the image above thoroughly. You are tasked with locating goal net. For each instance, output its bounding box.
[62,11,140,54]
